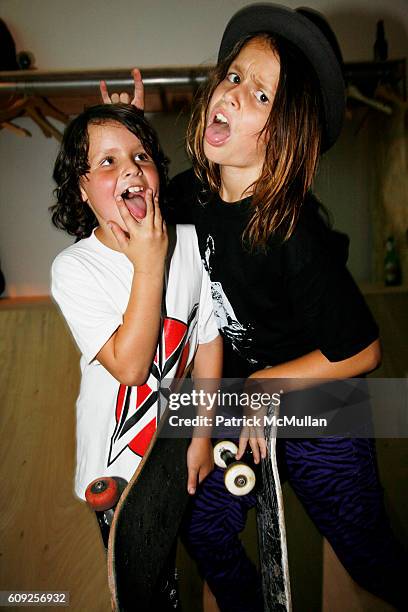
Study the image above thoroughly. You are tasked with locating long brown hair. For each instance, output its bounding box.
[187,34,322,250]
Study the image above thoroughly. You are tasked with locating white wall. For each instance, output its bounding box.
[1,0,407,296]
[3,0,408,69]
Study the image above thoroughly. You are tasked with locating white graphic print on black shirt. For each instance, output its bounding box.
[203,234,257,365]
[167,170,379,377]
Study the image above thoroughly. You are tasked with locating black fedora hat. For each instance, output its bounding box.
[217,3,345,152]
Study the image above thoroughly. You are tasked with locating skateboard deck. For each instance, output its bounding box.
[256,401,292,611]
[107,411,190,611]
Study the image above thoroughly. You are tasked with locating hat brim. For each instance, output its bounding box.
[217,3,345,151]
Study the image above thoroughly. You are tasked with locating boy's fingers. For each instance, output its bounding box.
[119,92,131,104]
[99,80,111,104]
[248,428,267,463]
[198,464,212,484]
[100,70,144,108]
[99,79,131,105]
[116,197,140,232]
[258,435,268,459]
[130,68,145,110]
[187,466,198,495]
[249,434,261,464]
[108,221,128,249]
[237,428,249,460]
[153,195,163,229]
[143,189,155,225]
[100,70,143,108]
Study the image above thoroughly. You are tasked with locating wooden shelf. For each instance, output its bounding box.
[0,295,52,310]
[359,283,408,295]
[0,283,406,308]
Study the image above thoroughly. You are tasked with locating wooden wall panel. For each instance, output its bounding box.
[0,301,110,611]
[1,290,406,612]
[365,290,408,378]
[322,289,408,612]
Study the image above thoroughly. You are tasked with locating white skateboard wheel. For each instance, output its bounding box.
[224,462,256,496]
[213,440,238,468]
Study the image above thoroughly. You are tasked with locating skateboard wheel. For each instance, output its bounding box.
[213,440,238,468]
[224,463,256,496]
[85,477,120,512]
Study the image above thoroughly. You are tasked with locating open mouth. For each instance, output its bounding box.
[205,111,231,146]
[121,186,147,220]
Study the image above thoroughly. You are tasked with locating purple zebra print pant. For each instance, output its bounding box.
[181,437,406,611]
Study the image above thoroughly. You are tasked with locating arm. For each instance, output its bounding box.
[193,334,223,379]
[237,339,381,462]
[250,338,381,382]
[186,334,223,494]
[96,191,167,386]
[238,214,381,459]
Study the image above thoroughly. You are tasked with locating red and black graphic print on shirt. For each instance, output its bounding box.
[107,305,198,466]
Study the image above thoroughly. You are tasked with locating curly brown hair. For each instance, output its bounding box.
[51,104,169,239]
[187,34,322,251]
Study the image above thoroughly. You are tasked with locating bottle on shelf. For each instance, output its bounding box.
[384,236,402,286]
[374,20,388,62]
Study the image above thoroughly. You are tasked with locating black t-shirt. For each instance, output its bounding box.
[167,169,379,378]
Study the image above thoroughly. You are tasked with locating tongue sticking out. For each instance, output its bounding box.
[205,121,230,146]
[123,194,146,220]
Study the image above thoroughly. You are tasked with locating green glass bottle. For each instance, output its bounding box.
[374,20,388,62]
[384,236,402,286]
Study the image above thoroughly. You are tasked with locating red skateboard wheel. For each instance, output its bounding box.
[85,477,120,512]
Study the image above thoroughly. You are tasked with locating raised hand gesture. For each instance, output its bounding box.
[100,68,145,110]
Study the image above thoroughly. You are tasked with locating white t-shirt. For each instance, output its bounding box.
[51,225,219,499]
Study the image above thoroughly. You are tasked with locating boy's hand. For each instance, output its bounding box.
[100,68,145,110]
[236,376,268,464]
[186,438,214,495]
[236,424,267,465]
[108,189,167,274]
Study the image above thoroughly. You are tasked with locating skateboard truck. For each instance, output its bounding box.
[213,440,256,496]
[85,477,127,549]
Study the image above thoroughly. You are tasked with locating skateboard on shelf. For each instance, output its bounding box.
[86,412,190,611]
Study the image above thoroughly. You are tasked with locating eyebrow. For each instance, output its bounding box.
[89,148,118,162]
[94,147,119,155]
[229,61,273,94]
[252,74,270,92]
[91,144,146,158]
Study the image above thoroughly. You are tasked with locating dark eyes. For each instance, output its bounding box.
[255,91,269,105]
[100,152,150,167]
[227,72,240,84]
[134,152,149,161]
[225,73,269,105]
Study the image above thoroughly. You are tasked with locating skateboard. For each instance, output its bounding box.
[215,406,291,611]
[256,401,292,611]
[86,411,190,611]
